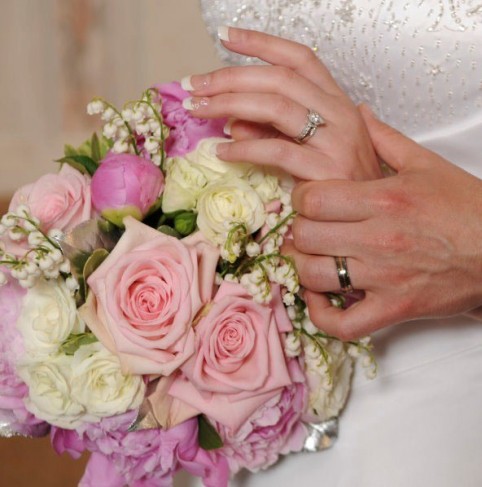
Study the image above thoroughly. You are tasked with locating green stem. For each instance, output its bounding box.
[136,95,166,167]
[104,101,140,156]
[258,211,296,245]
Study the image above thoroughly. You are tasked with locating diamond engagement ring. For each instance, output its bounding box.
[294,109,325,144]
[334,256,354,294]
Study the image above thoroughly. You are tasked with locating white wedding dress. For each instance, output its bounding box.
[182,1,482,486]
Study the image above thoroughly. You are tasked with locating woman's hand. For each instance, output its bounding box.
[181,27,382,181]
[285,105,482,340]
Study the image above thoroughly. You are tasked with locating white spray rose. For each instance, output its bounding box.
[70,342,145,420]
[19,354,85,429]
[16,279,84,361]
[162,157,208,213]
[162,137,251,213]
[247,169,281,203]
[186,138,251,178]
[304,340,354,422]
[196,177,266,244]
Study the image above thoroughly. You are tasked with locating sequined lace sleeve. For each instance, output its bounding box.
[199,0,482,137]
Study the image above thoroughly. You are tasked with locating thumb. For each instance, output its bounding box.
[359,104,422,172]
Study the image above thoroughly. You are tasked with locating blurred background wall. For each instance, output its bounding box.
[0,1,221,484]
[0,0,222,198]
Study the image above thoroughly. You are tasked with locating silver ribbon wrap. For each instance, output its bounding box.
[0,421,18,438]
[303,417,339,452]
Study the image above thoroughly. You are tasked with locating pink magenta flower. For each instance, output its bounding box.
[169,282,293,433]
[81,218,219,376]
[91,153,164,227]
[0,272,48,437]
[214,360,308,473]
[9,164,91,233]
[52,412,230,487]
[155,82,226,157]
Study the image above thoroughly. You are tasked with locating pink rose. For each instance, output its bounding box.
[0,271,48,437]
[81,217,219,376]
[9,164,91,233]
[155,82,226,157]
[215,360,308,473]
[169,282,293,433]
[91,153,164,227]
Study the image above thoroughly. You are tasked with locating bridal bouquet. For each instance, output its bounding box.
[0,82,375,486]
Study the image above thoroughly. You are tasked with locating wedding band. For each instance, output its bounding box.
[294,109,325,144]
[334,256,354,294]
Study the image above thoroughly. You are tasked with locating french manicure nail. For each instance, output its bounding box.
[182,97,194,110]
[182,97,209,111]
[180,75,194,91]
[217,25,231,42]
[223,119,234,136]
[189,74,211,91]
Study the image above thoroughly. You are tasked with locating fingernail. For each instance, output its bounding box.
[180,75,194,91]
[223,119,234,136]
[215,142,230,157]
[182,97,209,111]
[217,26,231,42]
[189,74,211,91]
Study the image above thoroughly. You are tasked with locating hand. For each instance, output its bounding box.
[182,27,382,181]
[285,105,482,340]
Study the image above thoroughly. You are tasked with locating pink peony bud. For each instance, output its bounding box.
[91,153,164,227]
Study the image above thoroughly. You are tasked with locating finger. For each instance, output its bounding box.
[292,216,366,256]
[184,65,339,115]
[217,26,343,96]
[226,119,283,141]
[304,290,399,340]
[184,93,327,143]
[282,240,366,292]
[215,138,335,181]
[359,104,424,172]
[291,180,375,221]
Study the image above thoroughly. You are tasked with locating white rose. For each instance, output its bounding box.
[187,138,251,180]
[18,354,85,429]
[16,279,84,361]
[196,177,266,244]
[304,340,354,421]
[71,342,145,420]
[162,137,251,213]
[162,157,207,212]
[247,169,281,203]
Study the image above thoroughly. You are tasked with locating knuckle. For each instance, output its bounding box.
[268,139,293,163]
[296,183,323,218]
[220,67,237,86]
[373,185,412,216]
[271,94,294,119]
[292,217,318,254]
[297,258,322,290]
[274,66,297,84]
[375,230,412,254]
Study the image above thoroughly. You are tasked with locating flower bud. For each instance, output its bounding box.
[91,153,164,227]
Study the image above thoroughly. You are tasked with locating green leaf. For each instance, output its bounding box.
[198,416,223,451]
[81,248,109,302]
[91,132,101,163]
[57,155,98,176]
[64,144,77,157]
[157,225,181,239]
[174,211,197,237]
[60,333,98,356]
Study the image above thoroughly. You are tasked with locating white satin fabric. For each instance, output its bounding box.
[177,1,482,485]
